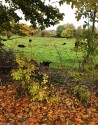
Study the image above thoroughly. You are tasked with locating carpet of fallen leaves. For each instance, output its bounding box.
[0,85,98,125]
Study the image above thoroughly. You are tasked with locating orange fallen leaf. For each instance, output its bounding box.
[75,117,83,123]
[82,114,90,119]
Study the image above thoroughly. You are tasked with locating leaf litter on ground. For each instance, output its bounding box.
[0,84,98,125]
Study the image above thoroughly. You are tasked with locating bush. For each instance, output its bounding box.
[61,23,75,38]
[61,28,74,38]
[11,54,59,104]
[73,85,91,104]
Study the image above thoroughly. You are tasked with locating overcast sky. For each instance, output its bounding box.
[46,3,85,30]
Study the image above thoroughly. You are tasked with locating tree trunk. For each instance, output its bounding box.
[92,9,96,33]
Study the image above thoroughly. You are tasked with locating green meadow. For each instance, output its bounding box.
[3,36,85,69]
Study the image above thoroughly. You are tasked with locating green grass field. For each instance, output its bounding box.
[2,36,87,69]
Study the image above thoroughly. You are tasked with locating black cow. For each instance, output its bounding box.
[18,45,26,48]
[29,39,32,42]
[2,39,7,41]
[40,61,52,67]
[62,43,66,45]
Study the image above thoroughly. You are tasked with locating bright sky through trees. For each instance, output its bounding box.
[46,3,85,30]
[18,3,85,30]
[2,0,96,30]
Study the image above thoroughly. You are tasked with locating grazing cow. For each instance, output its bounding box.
[2,39,7,41]
[40,61,52,67]
[29,39,32,42]
[18,45,26,48]
[62,43,66,45]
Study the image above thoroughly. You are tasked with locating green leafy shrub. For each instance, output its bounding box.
[73,85,91,104]
[68,59,98,84]
[61,28,74,38]
[68,70,82,83]
[61,23,75,38]
[11,54,59,104]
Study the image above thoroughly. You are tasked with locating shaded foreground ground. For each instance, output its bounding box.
[0,85,98,125]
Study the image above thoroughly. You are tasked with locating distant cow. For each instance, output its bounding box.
[18,44,26,48]
[2,39,7,41]
[29,39,32,42]
[62,43,66,45]
[40,61,52,67]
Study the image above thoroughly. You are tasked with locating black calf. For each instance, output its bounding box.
[18,45,26,48]
[40,61,52,67]
[2,39,7,41]
[29,39,32,42]
[62,43,66,45]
